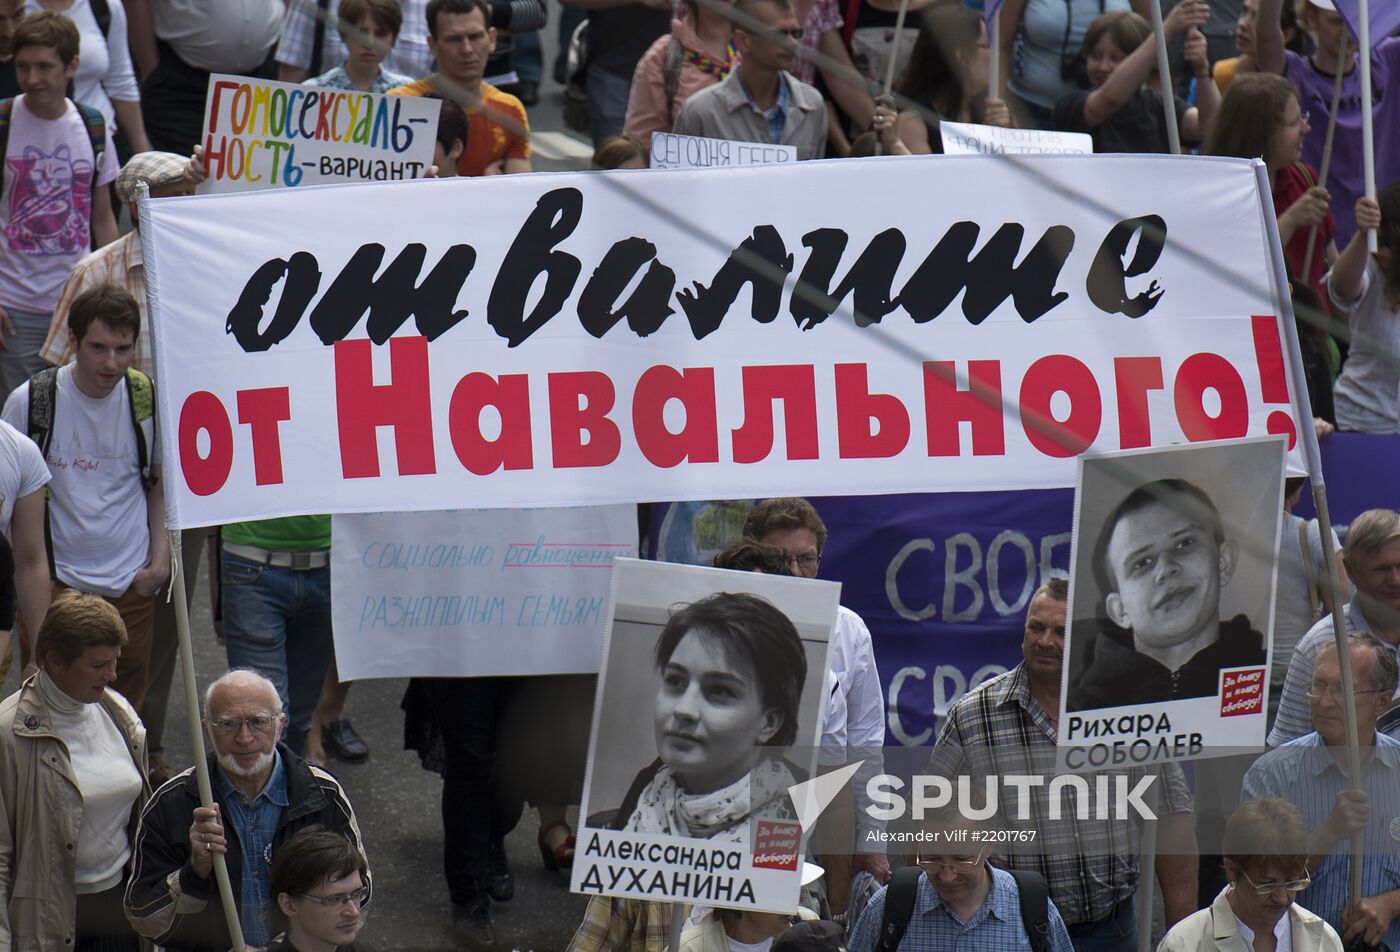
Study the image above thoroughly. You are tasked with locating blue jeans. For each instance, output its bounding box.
[0,306,53,399]
[1068,897,1137,952]
[586,62,632,145]
[221,554,333,756]
[513,29,542,83]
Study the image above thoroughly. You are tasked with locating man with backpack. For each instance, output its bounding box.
[0,11,118,398]
[847,802,1073,951]
[1,282,167,712]
[927,579,1200,950]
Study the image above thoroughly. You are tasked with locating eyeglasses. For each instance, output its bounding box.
[1305,681,1387,703]
[1241,870,1311,897]
[209,713,279,735]
[296,885,370,908]
[790,554,820,569]
[1287,111,1311,129]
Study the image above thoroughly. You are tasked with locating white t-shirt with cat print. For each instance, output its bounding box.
[0,96,119,313]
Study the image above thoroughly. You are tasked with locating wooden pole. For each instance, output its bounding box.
[170,528,246,951]
[989,10,1001,106]
[1254,164,1364,902]
[882,0,911,98]
[1357,0,1377,253]
[1301,57,1346,282]
[1147,0,1182,155]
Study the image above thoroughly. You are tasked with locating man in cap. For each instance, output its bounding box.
[40,151,193,378]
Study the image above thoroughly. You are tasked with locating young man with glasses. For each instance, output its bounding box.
[670,0,828,159]
[269,829,373,952]
[1243,633,1400,949]
[124,670,369,952]
[847,803,1074,951]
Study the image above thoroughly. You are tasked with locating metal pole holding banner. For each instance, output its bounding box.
[1255,164,1365,900]
[1301,62,1346,282]
[873,0,910,157]
[990,12,1001,108]
[169,528,246,951]
[1147,0,1182,155]
[1358,0,1377,253]
[882,0,911,98]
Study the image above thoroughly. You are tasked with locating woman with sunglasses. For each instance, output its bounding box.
[0,588,149,951]
[1158,797,1342,951]
[270,829,374,952]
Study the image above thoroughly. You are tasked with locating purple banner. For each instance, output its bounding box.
[1291,433,1400,524]
[1334,0,1400,51]
[646,436,1397,748]
[649,491,1074,747]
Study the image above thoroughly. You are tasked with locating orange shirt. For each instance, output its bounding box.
[1213,57,1239,95]
[390,77,531,176]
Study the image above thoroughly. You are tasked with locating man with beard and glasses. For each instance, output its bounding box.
[124,670,368,952]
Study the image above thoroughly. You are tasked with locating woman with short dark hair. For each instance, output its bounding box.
[610,591,808,840]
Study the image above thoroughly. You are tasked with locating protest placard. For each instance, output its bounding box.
[141,155,1304,528]
[939,120,1093,155]
[197,74,439,192]
[573,558,836,911]
[330,505,636,679]
[650,131,798,169]
[1058,436,1285,768]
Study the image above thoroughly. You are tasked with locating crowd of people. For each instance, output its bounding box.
[0,0,1392,949]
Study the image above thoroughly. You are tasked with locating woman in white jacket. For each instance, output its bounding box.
[1158,797,1341,952]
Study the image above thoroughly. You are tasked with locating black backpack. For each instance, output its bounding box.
[874,864,1050,952]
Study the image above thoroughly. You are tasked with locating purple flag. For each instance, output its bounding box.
[985,0,1004,26]
[1333,0,1400,52]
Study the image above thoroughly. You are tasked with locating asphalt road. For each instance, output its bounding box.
[0,13,606,950]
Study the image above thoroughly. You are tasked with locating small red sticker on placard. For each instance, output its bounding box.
[1220,668,1266,717]
[752,820,801,870]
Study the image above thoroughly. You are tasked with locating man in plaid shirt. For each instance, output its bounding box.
[926,578,1200,951]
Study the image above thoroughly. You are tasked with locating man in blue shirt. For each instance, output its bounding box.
[848,803,1074,952]
[1243,632,1400,949]
[125,670,368,952]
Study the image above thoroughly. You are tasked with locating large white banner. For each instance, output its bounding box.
[141,155,1301,528]
[330,506,636,679]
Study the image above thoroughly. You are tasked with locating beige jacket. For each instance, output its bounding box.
[0,674,149,951]
[1157,886,1343,952]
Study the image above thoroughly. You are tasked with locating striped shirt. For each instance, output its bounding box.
[40,232,152,377]
[848,865,1074,952]
[927,663,1193,927]
[306,64,413,93]
[1268,602,1385,747]
[1242,732,1400,950]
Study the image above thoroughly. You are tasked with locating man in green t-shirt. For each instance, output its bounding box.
[220,515,358,759]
